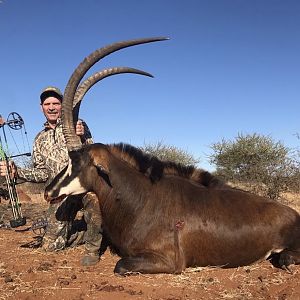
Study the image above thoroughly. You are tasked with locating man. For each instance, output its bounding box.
[0,87,102,266]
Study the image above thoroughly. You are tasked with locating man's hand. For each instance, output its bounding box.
[75,120,85,137]
[0,160,17,178]
[0,116,5,127]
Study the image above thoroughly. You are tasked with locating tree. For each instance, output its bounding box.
[140,141,200,166]
[209,133,299,199]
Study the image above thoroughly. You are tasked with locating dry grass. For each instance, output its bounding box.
[1,187,300,299]
[280,192,300,213]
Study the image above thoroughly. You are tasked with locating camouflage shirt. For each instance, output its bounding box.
[17,119,93,183]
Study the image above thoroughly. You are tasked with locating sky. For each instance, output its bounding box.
[0,0,299,171]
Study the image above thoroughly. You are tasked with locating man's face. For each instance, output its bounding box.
[41,97,62,124]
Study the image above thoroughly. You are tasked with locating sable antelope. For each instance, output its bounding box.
[45,37,300,275]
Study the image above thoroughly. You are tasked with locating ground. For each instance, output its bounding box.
[0,193,300,300]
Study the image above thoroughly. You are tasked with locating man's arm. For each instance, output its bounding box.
[16,138,49,183]
[0,158,48,183]
[17,163,49,183]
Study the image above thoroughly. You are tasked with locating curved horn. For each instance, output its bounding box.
[72,67,154,127]
[62,37,169,151]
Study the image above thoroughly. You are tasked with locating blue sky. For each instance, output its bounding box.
[0,0,299,171]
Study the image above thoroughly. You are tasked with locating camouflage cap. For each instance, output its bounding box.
[40,86,63,103]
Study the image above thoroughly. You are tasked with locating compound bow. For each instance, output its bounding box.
[0,112,30,228]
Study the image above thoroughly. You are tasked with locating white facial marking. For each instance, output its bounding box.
[54,163,73,192]
[59,177,87,195]
[66,160,73,176]
[50,160,86,197]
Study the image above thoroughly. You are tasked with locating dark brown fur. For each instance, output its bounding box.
[45,143,300,275]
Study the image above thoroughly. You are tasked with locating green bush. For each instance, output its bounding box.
[209,133,299,199]
[140,141,200,166]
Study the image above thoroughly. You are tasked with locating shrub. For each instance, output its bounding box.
[140,141,200,166]
[209,133,299,199]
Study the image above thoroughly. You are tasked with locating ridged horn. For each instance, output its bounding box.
[72,67,154,127]
[62,37,169,151]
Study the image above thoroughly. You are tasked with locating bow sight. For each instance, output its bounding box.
[0,112,31,228]
[5,112,25,130]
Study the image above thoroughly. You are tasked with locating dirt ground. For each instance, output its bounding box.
[0,193,300,300]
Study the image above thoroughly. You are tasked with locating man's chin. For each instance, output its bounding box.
[47,115,59,121]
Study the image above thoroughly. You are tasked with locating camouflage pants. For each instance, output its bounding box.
[42,192,102,255]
